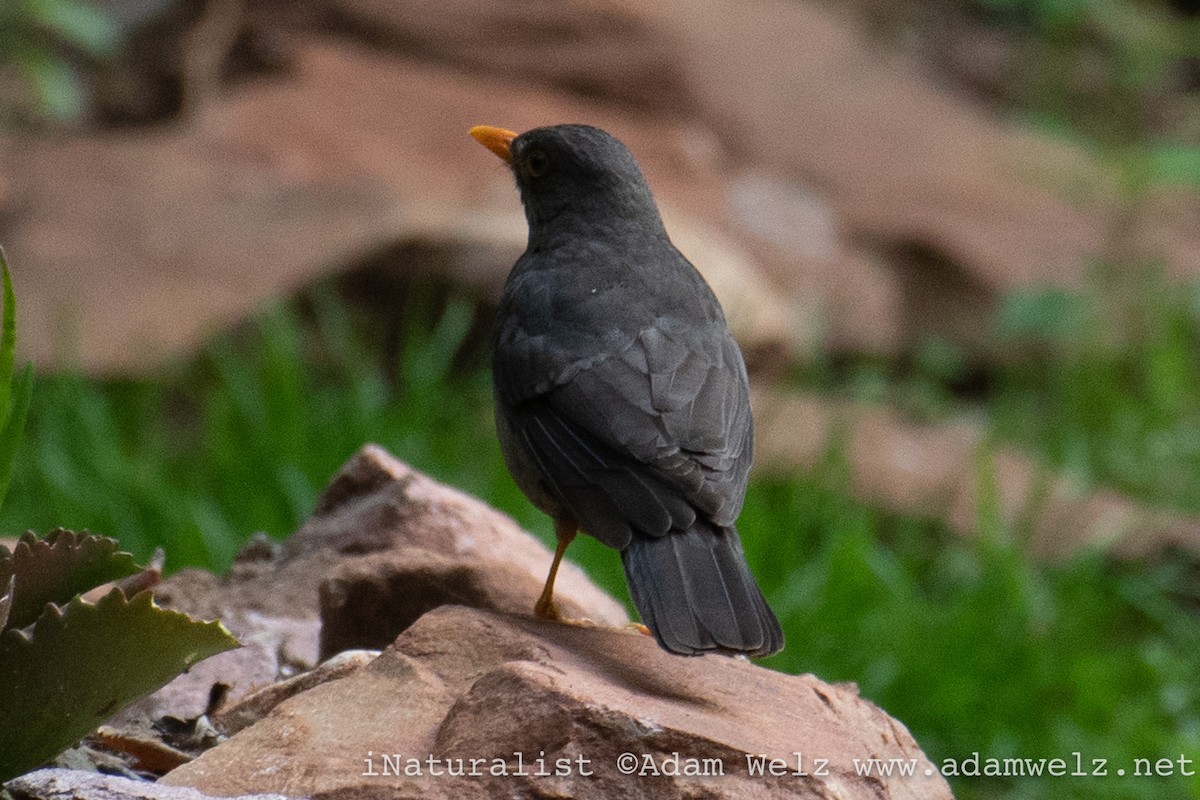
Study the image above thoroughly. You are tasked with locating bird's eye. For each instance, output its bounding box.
[526,150,549,177]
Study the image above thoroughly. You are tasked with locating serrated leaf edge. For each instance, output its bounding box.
[8,588,240,652]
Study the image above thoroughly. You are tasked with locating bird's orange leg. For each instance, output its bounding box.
[534,518,577,622]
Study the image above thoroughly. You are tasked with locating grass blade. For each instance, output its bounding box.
[0,248,32,511]
[0,365,33,511]
[0,247,15,422]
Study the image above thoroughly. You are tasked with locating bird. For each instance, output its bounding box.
[470,123,783,657]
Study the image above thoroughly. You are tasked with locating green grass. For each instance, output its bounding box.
[794,270,1200,521]
[2,280,1199,800]
[991,274,1200,517]
[743,469,1200,800]
[964,0,1200,164]
[0,248,33,512]
[750,267,1200,798]
[0,285,538,568]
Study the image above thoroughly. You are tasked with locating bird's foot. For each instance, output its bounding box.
[626,622,652,637]
[533,599,599,629]
[534,595,565,622]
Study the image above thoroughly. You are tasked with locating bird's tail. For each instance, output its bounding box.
[621,522,783,657]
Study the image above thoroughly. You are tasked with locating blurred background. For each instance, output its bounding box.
[2,0,1200,797]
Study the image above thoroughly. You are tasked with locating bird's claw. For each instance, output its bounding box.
[534,596,565,622]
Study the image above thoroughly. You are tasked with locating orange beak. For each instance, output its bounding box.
[469,125,518,164]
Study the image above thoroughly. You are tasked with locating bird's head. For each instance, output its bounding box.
[470,123,665,247]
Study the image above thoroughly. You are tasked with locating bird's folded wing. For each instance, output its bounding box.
[496,316,752,546]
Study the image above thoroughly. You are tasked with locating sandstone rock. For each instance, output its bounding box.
[752,389,1200,559]
[87,444,950,799]
[117,444,624,729]
[289,443,629,659]
[7,0,1200,378]
[312,0,696,113]
[5,769,299,800]
[214,649,379,736]
[162,605,953,800]
[120,578,323,724]
[318,549,565,658]
[4,42,476,374]
[2,36,801,375]
[647,0,1200,351]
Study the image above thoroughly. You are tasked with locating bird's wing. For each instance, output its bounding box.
[495,313,753,549]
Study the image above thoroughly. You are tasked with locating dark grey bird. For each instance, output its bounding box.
[470,123,783,657]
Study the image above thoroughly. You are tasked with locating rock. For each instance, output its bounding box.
[111,595,322,724]
[87,727,194,776]
[5,769,300,800]
[162,605,953,800]
[2,36,800,375]
[312,0,696,113]
[7,0,1200,377]
[317,549,574,658]
[752,389,1200,559]
[112,444,625,731]
[77,442,950,799]
[214,649,379,735]
[289,443,629,659]
[646,0,1200,352]
[4,42,471,374]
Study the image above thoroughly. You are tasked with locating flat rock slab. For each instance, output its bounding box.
[6,769,301,800]
[752,389,1200,560]
[128,444,625,724]
[163,605,953,800]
